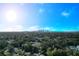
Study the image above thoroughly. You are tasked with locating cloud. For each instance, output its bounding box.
[43,27,56,31]
[0,25,23,32]
[26,26,40,31]
[26,26,56,31]
[0,24,56,32]
[61,11,70,17]
[0,25,41,32]
[38,8,44,13]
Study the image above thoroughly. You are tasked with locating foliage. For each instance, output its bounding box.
[0,32,79,56]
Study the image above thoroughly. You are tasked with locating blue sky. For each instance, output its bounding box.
[0,3,79,32]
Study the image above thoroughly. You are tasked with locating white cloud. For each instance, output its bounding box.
[0,25,23,32]
[0,24,56,32]
[43,27,56,31]
[39,8,44,13]
[26,26,40,31]
[26,26,56,31]
[61,11,70,17]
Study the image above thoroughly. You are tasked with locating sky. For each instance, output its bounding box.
[0,3,79,32]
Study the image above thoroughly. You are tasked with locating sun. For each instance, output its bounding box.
[5,10,17,22]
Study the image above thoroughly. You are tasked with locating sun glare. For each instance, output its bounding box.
[5,10,17,22]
